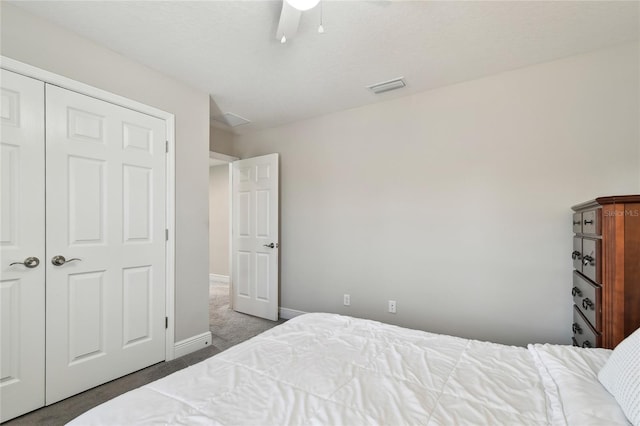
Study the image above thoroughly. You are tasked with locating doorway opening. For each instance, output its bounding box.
[208,150,235,322]
[208,152,283,350]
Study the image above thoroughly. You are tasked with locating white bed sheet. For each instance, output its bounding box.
[529,343,630,425]
[69,313,628,425]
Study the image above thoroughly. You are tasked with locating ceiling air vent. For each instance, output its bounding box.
[212,112,251,127]
[367,77,406,94]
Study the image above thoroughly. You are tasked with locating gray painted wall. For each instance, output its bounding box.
[209,165,230,276]
[1,3,211,342]
[210,126,235,156]
[231,43,640,346]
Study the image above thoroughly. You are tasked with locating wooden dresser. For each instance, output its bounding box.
[571,195,640,349]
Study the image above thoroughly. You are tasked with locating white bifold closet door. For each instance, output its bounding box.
[0,69,46,422]
[45,84,167,404]
[0,69,167,421]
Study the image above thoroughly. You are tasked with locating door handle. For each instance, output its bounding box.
[9,256,40,268]
[51,255,82,266]
[263,243,279,248]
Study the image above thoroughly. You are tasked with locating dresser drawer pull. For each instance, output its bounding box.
[571,250,582,260]
[571,286,583,297]
[584,219,594,225]
[582,255,594,266]
[582,340,593,348]
[582,298,595,310]
[572,323,583,334]
[573,220,581,225]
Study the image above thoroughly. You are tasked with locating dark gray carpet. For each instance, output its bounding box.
[209,281,285,351]
[4,281,283,425]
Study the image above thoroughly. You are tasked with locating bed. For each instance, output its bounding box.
[69,313,637,425]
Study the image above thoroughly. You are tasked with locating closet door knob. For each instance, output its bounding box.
[9,256,40,268]
[582,255,594,266]
[51,255,82,266]
[571,250,582,260]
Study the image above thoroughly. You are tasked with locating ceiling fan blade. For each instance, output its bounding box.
[276,1,302,41]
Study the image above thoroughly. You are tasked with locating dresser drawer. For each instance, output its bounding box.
[572,306,601,348]
[572,212,582,234]
[572,272,601,331]
[572,237,582,271]
[581,209,601,236]
[581,238,601,284]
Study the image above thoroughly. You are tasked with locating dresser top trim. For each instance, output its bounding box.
[572,195,640,211]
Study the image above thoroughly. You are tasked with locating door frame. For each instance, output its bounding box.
[1,56,178,361]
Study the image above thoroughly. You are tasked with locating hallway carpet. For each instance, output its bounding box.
[6,281,283,425]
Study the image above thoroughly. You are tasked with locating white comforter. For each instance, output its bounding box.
[69,313,629,425]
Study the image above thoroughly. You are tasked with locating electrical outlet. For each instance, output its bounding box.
[343,294,351,306]
[388,300,397,314]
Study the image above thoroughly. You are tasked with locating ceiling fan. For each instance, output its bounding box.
[275,0,322,43]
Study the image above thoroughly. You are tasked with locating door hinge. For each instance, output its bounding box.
[165,229,169,241]
[165,317,168,329]
[165,141,169,153]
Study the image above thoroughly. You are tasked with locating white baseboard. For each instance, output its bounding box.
[173,331,213,358]
[279,307,307,320]
[209,274,229,283]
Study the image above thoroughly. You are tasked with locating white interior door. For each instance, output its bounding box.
[45,84,167,404]
[0,70,46,422]
[231,154,279,321]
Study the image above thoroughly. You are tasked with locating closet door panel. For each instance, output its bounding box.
[45,84,166,404]
[0,70,46,422]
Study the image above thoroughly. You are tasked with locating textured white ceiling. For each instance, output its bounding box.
[12,1,639,134]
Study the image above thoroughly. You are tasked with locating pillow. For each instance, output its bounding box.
[598,327,640,426]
